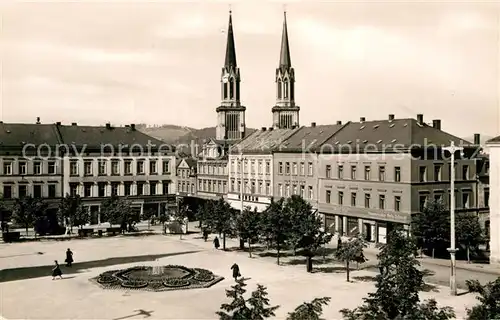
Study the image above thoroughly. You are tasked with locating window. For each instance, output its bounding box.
[163,160,170,174]
[293,185,297,195]
[18,161,27,175]
[266,182,270,195]
[462,192,470,208]
[69,183,78,197]
[351,192,357,206]
[462,165,469,180]
[326,190,331,203]
[111,183,119,196]
[48,161,56,174]
[379,194,385,209]
[258,160,262,174]
[150,182,157,195]
[148,160,157,174]
[48,184,56,198]
[244,160,248,173]
[326,165,332,178]
[98,183,106,197]
[265,161,270,174]
[300,185,305,198]
[137,161,145,174]
[434,164,442,181]
[285,162,290,174]
[286,185,290,197]
[98,160,106,175]
[109,161,118,175]
[350,165,357,179]
[308,186,313,199]
[434,194,443,203]
[485,190,490,207]
[293,162,297,175]
[3,185,12,199]
[258,181,263,194]
[419,166,427,182]
[124,182,132,196]
[251,181,255,194]
[278,184,283,197]
[338,191,344,205]
[84,161,92,176]
[378,166,385,181]
[163,182,169,195]
[18,185,27,198]
[308,162,313,175]
[394,167,401,182]
[84,184,92,197]
[419,195,427,212]
[34,161,42,175]
[250,160,255,174]
[300,162,305,175]
[33,185,42,198]
[394,196,401,211]
[338,165,344,179]
[364,194,371,208]
[124,161,132,175]
[3,162,12,175]
[364,166,371,180]
[70,162,78,176]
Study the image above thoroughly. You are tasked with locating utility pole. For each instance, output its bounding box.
[443,141,463,296]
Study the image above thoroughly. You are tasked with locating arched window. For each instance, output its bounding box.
[229,78,234,99]
[223,83,228,99]
[284,82,288,99]
[277,80,282,99]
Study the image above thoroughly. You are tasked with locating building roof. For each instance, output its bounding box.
[0,123,62,147]
[486,135,500,144]
[56,124,166,149]
[229,128,300,154]
[184,158,197,168]
[224,11,237,68]
[318,117,473,152]
[278,124,346,152]
[279,12,291,69]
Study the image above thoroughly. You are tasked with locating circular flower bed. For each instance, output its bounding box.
[121,280,148,289]
[193,272,214,282]
[97,275,119,284]
[163,278,190,287]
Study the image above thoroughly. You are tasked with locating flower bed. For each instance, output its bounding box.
[121,280,148,289]
[163,278,190,287]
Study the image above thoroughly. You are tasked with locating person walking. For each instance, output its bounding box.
[52,260,63,280]
[203,229,209,242]
[213,236,220,249]
[231,263,241,281]
[65,248,74,267]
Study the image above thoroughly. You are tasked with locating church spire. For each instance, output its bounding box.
[224,11,237,68]
[279,11,291,69]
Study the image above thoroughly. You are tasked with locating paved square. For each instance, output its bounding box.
[0,235,478,319]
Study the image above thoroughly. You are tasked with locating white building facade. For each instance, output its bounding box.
[487,136,500,264]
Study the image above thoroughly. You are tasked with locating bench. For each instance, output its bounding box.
[78,229,94,237]
[106,227,122,236]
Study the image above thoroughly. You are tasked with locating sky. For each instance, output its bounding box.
[1,0,499,138]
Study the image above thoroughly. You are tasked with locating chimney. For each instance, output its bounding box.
[311,122,316,127]
[106,123,111,129]
[474,133,481,145]
[131,124,136,131]
[360,117,366,122]
[36,117,41,124]
[417,114,424,124]
[432,119,441,130]
[71,122,77,126]
[336,121,342,125]
[56,121,61,125]
[388,114,395,121]
[261,127,267,131]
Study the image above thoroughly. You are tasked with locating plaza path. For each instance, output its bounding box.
[0,233,480,319]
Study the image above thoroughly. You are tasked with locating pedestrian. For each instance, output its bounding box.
[213,236,220,249]
[231,263,241,281]
[337,235,342,249]
[203,229,209,242]
[52,260,63,280]
[65,248,74,267]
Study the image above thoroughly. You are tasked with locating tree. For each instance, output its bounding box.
[286,297,331,320]
[466,278,500,319]
[217,278,280,319]
[236,207,261,257]
[12,196,48,236]
[58,194,88,232]
[456,213,484,263]
[411,200,450,258]
[261,198,291,265]
[100,196,138,232]
[334,235,366,282]
[0,196,10,232]
[340,229,454,319]
[285,195,315,255]
[204,197,237,250]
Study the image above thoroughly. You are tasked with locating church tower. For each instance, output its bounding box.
[272,12,300,129]
[216,11,246,141]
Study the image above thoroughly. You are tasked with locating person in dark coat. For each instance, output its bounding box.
[65,248,73,267]
[337,235,342,249]
[203,229,209,242]
[213,236,220,249]
[231,263,240,281]
[52,260,63,280]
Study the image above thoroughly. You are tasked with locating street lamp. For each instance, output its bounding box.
[443,141,464,296]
